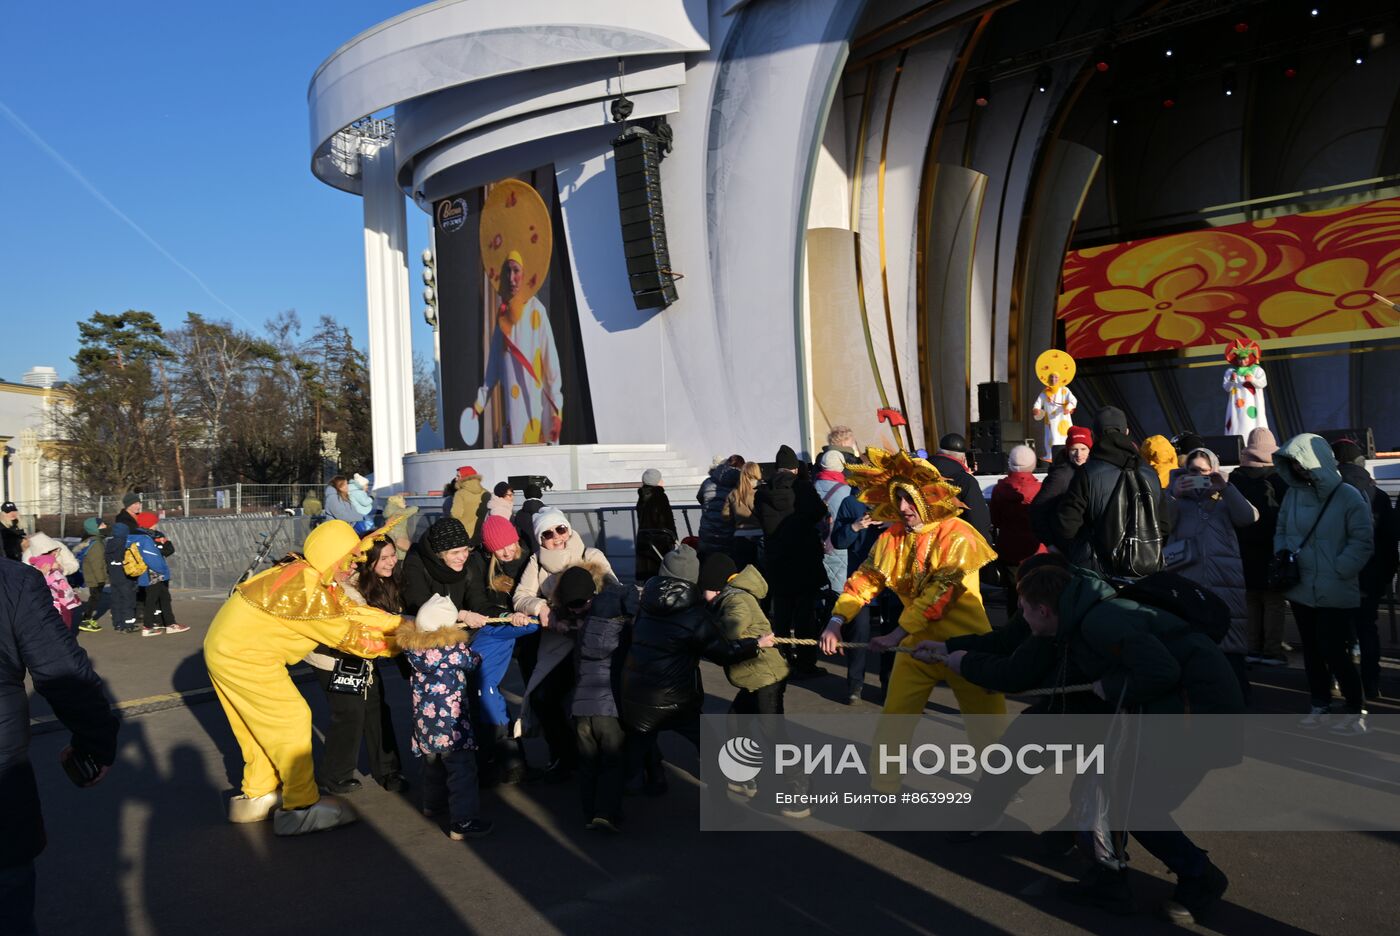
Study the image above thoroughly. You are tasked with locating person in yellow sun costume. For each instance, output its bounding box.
[819,447,1007,791]
[469,179,564,446]
[204,517,459,835]
[1032,349,1078,463]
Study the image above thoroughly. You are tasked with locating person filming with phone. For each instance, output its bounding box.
[2,557,118,935]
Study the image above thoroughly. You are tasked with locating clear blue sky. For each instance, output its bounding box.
[0,1,433,383]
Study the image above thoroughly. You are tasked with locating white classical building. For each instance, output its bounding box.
[0,367,70,515]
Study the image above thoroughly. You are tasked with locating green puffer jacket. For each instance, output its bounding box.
[1273,434,1373,609]
[712,566,790,691]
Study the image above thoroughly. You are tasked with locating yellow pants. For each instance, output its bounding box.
[872,651,1008,792]
[208,662,319,809]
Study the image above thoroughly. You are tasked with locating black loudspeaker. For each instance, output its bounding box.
[977,381,1012,422]
[1199,434,1244,467]
[974,452,1008,475]
[971,419,1026,453]
[1319,427,1376,459]
[507,475,554,493]
[613,127,678,310]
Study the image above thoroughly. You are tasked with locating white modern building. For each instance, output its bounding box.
[0,367,71,515]
[309,0,1400,494]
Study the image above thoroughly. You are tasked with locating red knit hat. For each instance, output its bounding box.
[1066,426,1094,450]
[136,511,159,529]
[457,465,479,479]
[480,515,518,552]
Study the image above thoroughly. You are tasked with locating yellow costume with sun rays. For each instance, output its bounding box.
[830,448,1007,790]
[204,518,409,812]
[472,179,563,445]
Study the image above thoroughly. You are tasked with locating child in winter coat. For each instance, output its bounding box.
[395,594,493,840]
[75,517,111,632]
[25,532,83,630]
[554,564,639,832]
[132,512,189,636]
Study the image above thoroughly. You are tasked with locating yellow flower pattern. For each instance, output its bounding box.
[1059,197,1400,357]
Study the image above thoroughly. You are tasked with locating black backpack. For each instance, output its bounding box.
[1117,571,1230,644]
[1095,464,1164,579]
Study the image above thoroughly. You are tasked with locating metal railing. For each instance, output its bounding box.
[18,484,326,537]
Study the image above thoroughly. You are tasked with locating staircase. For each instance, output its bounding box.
[585,444,710,489]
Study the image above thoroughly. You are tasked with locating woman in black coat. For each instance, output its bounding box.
[633,473,678,583]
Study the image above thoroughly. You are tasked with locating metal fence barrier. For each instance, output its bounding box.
[158,514,311,591]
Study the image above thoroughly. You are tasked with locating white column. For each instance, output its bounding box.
[361,141,415,494]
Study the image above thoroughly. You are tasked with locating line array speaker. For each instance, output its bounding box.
[613,128,678,310]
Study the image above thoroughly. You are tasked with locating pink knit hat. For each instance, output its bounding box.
[480,515,519,552]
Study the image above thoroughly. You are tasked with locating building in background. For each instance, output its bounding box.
[0,366,72,517]
[308,0,1400,492]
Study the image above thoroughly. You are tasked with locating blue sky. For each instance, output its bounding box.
[0,2,433,383]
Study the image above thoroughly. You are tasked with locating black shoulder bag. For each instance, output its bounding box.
[1267,486,1339,592]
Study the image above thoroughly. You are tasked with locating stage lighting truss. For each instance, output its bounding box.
[329,116,396,180]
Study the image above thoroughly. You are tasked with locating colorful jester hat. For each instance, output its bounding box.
[1225,338,1262,370]
[845,447,967,526]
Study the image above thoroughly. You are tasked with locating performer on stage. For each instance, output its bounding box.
[818,446,1006,791]
[204,517,459,835]
[1032,350,1078,461]
[1223,338,1268,440]
[467,179,564,446]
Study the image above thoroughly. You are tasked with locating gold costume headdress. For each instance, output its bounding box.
[480,179,553,317]
[844,447,966,525]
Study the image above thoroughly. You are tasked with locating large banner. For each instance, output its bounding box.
[1057,196,1400,358]
[435,167,596,450]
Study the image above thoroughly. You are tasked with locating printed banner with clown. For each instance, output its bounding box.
[1057,196,1400,359]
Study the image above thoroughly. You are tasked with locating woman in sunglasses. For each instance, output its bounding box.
[513,509,620,780]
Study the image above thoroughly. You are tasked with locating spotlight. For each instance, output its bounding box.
[1283,59,1299,78]
[1162,91,1177,109]
[1310,7,1320,16]
[1093,45,1112,73]
[973,80,990,107]
[1223,71,1236,96]
[1035,65,1052,93]
[1353,42,1366,65]
[1165,47,1173,58]
[1234,21,1249,34]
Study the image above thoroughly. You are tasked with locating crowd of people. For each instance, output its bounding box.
[6,411,1395,931]
[0,496,190,638]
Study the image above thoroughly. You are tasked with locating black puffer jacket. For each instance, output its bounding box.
[620,576,759,732]
[1228,466,1289,589]
[1054,432,1164,574]
[401,538,472,613]
[3,560,119,868]
[698,464,740,555]
[1030,451,1077,548]
[572,583,640,719]
[930,453,992,542]
[464,549,528,617]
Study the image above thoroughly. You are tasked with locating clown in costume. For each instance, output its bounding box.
[466,179,564,446]
[820,447,1006,791]
[1223,338,1268,440]
[1031,349,1078,461]
[204,517,460,835]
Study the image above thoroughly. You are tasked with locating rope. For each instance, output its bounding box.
[772,637,1097,694]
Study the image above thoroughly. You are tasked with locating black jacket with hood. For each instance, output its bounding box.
[754,471,827,589]
[620,575,759,733]
[1054,431,1165,574]
[930,453,992,542]
[401,539,472,613]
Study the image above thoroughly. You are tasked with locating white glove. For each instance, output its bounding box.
[414,594,459,633]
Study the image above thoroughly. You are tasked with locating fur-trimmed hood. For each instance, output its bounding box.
[392,618,473,652]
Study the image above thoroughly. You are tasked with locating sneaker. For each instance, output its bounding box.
[846,692,862,705]
[319,778,362,795]
[1329,713,1368,736]
[78,619,102,633]
[227,790,281,823]
[141,626,164,637]
[1162,860,1229,925]
[1059,865,1133,915]
[273,795,358,836]
[727,779,758,799]
[162,623,190,634]
[588,816,621,834]
[448,818,494,840]
[1299,705,1331,728]
[1257,655,1288,667]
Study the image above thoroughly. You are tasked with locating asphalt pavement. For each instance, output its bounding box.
[25,591,1400,935]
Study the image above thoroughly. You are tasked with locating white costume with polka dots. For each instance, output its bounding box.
[475,296,563,445]
[1223,365,1268,440]
[1032,385,1077,456]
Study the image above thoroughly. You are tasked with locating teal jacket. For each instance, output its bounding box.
[1273,434,1373,609]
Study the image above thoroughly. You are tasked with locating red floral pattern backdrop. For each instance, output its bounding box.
[1057,197,1400,358]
